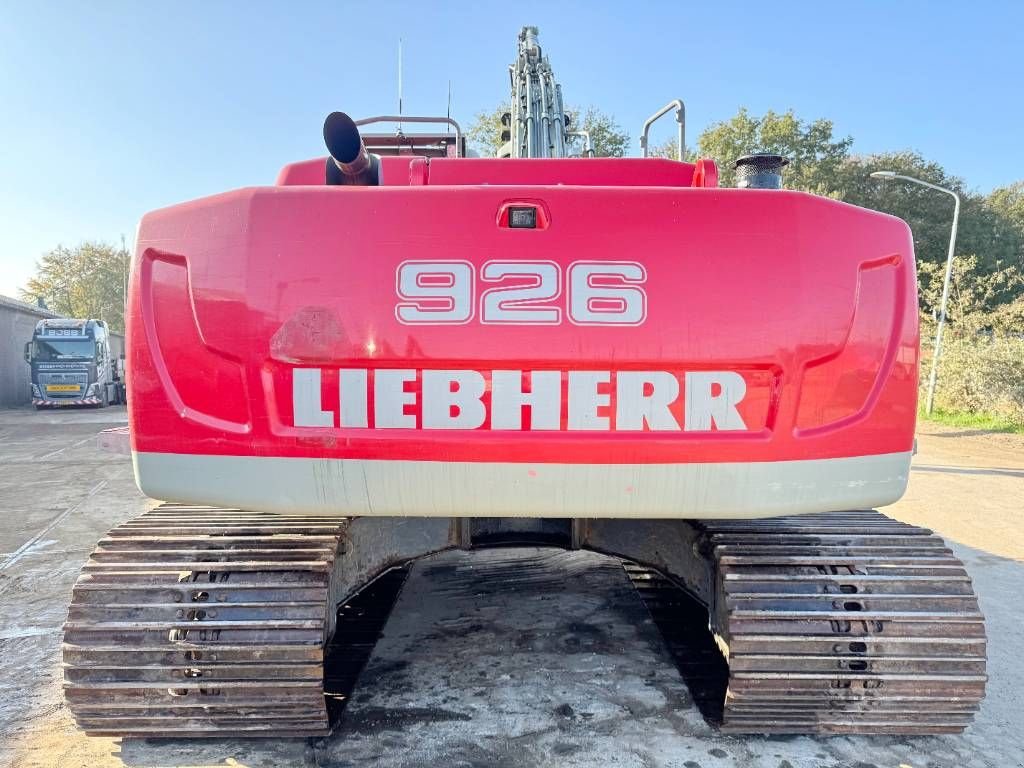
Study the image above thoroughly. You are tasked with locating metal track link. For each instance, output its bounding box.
[62,503,349,737]
[698,510,987,735]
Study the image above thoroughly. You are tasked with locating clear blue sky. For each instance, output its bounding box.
[2,1,1022,297]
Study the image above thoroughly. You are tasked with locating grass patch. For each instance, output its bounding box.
[918,405,1024,434]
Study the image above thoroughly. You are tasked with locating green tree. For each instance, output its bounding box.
[987,181,1024,264]
[918,255,1024,332]
[20,241,130,331]
[566,106,629,158]
[466,103,509,157]
[646,138,676,159]
[989,182,1024,228]
[834,152,1021,273]
[986,295,1024,335]
[646,137,691,161]
[833,151,960,257]
[694,108,853,192]
[466,103,629,158]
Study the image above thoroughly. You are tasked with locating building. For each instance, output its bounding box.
[0,294,61,407]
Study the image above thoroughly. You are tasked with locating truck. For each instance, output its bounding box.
[60,28,985,739]
[24,318,125,408]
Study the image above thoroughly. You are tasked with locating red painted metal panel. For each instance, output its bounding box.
[126,177,918,472]
[276,157,699,188]
[422,158,696,187]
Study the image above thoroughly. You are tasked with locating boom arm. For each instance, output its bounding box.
[504,26,570,158]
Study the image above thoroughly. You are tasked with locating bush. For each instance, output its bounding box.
[922,325,1024,427]
[915,253,1024,430]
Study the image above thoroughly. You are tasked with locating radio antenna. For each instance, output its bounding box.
[397,38,403,131]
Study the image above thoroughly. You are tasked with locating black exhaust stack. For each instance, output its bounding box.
[734,153,789,189]
[323,112,380,186]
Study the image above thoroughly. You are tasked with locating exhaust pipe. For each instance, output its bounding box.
[734,153,789,189]
[323,112,380,186]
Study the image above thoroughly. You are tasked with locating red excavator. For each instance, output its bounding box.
[62,27,985,737]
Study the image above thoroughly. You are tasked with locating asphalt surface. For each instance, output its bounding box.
[1,406,1022,768]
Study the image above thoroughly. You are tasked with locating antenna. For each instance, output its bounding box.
[397,38,403,130]
[446,80,452,133]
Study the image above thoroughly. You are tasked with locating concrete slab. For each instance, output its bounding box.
[1,409,1022,768]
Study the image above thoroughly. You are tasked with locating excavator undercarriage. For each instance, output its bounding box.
[63,506,985,737]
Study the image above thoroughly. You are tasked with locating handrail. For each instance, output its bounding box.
[566,130,594,157]
[639,99,685,160]
[354,116,464,156]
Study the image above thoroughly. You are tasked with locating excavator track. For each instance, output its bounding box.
[64,505,986,738]
[62,503,349,737]
[630,510,986,734]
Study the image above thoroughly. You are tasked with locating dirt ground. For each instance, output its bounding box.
[0,408,1022,768]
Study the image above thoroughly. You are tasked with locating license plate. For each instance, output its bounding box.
[46,384,81,392]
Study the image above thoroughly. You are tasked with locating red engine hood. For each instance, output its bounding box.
[127,184,918,517]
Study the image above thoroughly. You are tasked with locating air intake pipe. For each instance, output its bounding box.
[734,153,789,189]
[323,111,380,186]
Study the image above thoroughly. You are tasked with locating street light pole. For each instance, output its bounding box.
[120,234,128,320]
[869,171,961,416]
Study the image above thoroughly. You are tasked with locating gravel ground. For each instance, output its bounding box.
[1,408,1021,768]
